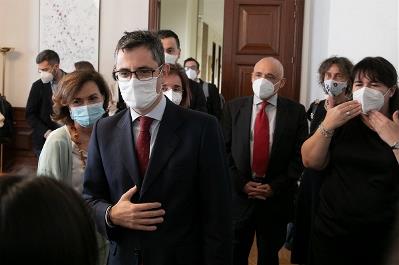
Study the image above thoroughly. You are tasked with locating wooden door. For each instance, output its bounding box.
[222,0,304,101]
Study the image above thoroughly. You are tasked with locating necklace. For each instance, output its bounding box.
[69,124,87,169]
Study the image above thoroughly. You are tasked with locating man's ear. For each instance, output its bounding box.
[177,49,181,60]
[279,78,286,88]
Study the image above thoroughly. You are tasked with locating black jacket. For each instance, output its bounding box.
[223,95,308,223]
[25,79,60,150]
[199,79,222,120]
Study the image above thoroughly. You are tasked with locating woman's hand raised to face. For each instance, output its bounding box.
[368,110,399,147]
[322,100,362,131]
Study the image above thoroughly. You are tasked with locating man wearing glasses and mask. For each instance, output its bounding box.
[83,31,232,265]
[26,49,65,157]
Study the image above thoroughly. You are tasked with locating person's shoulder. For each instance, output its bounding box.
[278,96,305,110]
[31,79,45,88]
[227,96,252,108]
[96,108,128,129]
[45,126,70,146]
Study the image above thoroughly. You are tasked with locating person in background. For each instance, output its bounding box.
[161,63,191,108]
[0,175,98,265]
[157,30,207,112]
[83,30,232,265]
[37,70,110,193]
[184,57,221,120]
[223,57,308,265]
[291,56,353,265]
[26,49,66,157]
[74,60,95,71]
[302,56,399,265]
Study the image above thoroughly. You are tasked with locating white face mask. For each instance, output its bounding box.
[185,69,197,81]
[40,71,54,83]
[252,78,278,99]
[118,78,160,110]
[163,89,183,105]
[323,79,347,96]
[353,87,386,114]
[164,53,178,64]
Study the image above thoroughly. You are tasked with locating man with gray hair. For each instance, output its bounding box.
[223,57,308,265]
[83,30,232,265]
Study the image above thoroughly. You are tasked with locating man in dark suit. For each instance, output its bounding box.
[83,30,232,265]
[25,49,65,157]
[157,30,207,113]
[223,57,308,265]
[184,57,222,120]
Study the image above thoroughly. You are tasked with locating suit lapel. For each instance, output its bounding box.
[140,101,182,197]
[236,97,253,175]
[270,97,288,158]
[117,110,142,189]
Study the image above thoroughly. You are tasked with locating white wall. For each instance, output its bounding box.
[160,0,192,64]
[0,0,149,107]
[301,0,399,108]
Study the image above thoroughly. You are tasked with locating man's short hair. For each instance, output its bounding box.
[157,30,181,49]
[184,57,200,69]
[36,49,60,65]
[115,31,164,66]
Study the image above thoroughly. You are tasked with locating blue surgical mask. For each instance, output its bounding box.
[70,102,105,127]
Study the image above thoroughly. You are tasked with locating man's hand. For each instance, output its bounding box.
[109,186,165,231]
[244,181,273,200]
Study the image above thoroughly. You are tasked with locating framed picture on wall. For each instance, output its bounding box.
[39,0,100,72]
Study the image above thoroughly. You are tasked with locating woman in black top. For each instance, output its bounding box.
[302,57,399,265]
[291,57,353,264]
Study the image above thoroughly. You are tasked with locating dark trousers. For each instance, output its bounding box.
[233,204,287,265]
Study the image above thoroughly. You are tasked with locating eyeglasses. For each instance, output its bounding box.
[113,65,163,81]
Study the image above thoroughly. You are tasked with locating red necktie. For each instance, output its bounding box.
[252,101,269,177]
[135,116,153,177]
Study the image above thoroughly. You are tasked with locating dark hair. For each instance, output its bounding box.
[157,30,181,49]
[184,57,200,70]
[318,56,353,94]
[0,175,99,265]
[36,49,60,65]
[352,56,399,116]
[52,71,110,125]
[114,31,164,67]
[74,61,95,71]
[165,64,191,108]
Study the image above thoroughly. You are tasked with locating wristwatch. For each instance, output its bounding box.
[391,140,399,149]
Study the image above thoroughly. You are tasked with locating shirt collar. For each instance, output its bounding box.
[130,95,166,122]
[253,93,278,107]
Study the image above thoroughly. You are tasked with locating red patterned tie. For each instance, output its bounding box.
[135,116,153,177]
[252,101,269,177]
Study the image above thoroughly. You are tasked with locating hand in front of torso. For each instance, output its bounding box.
[322,100,362,131]
[109,186,165,231]
[368,110,399,147]
[244,181,273,200]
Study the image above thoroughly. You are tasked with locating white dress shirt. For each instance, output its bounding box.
[250,94,278,176]
[129,95,166,156]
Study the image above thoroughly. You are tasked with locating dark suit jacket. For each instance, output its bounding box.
[188,79,207,113]
[83,99,232,265]
[25,79,60,150]
[223,96,308,223]
[199,79,222,120]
